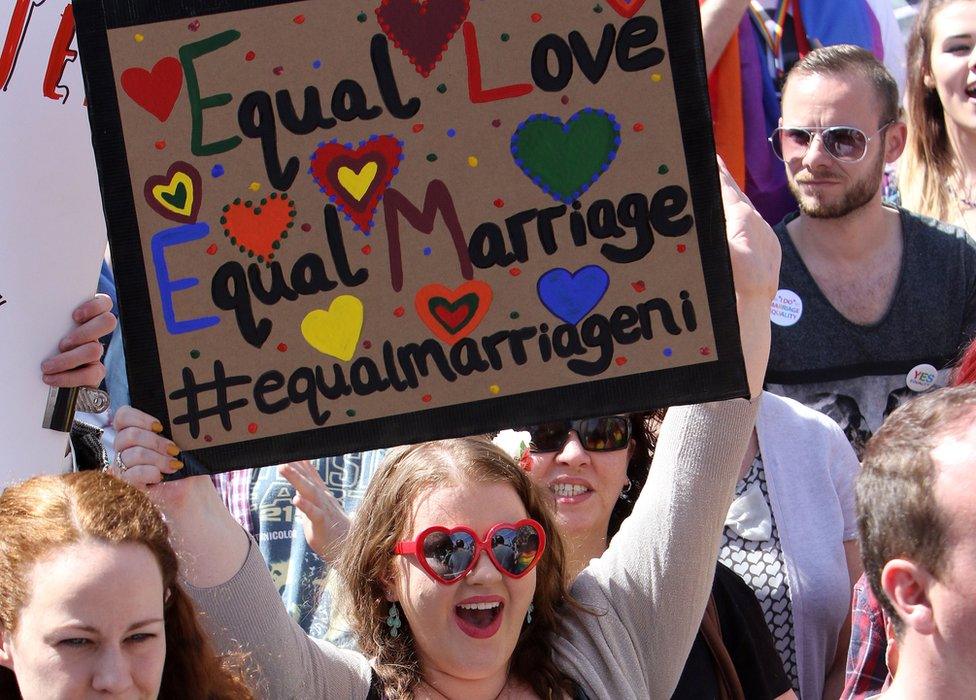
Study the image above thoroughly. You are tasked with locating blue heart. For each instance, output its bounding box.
[537,266,611,325]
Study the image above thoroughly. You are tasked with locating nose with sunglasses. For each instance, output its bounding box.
[769,120,894,163]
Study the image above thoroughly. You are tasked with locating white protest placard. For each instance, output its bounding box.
[0,0,109,486]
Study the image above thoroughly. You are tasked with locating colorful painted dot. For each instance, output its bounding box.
[190,349,201,359]
[633,122,644,132]
[467,155,478,167]
[362,340,372,349]
[447,128,457,138]
[531,12,542,22]
[493,198,505,208]
[245,50,256,61]
[273,66,284,76]
[491,118,501,128]
[509,267,522,277]
[436,83,447,93]
[615,357,628,366]
[134,33,144,43]
[412,123,424,133]
[663,347,673,357]
[676,243,687,253]
[362,244,372,254]
[658,164,669,174]
[204,434,213,442]
[489,384,501,395]
[509,311,520,320]
[276,342,288,352]
[593,3,603,12]
[301,223,311,232]
[188,19,200,31]
[501,33,510,42]
[699,346,712,357]
[249,181,260,191]
[247,422,259,434]
[422,394,432,403]
[561,95,569,105]
[394,306,405,317]
[154,140,166,150]
[312,59,322,69]
[211,164,225,177]
[293,14,305,24]
[357,11,368,22]
[651,73,663,82]
[206,244,218,255]
[346,409,357,417]
[426,153,438,162]
[423,246,432,256]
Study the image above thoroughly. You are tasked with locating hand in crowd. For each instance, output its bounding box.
[280,460,351,562]
[40,293,116,388]
[717,156,781,397]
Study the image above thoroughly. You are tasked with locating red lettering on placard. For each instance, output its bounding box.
[42,3,75,102]
[462,22,533,104]
[1,0,35,91]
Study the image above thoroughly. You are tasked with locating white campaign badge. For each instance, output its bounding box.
[906,364,939,392]
[770,289,803,327]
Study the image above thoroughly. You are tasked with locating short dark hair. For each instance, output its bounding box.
[857,385,976,635]
[782,44,901,126]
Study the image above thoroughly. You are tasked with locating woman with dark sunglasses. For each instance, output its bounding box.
[503,414,794,700]
[107,162,781,699]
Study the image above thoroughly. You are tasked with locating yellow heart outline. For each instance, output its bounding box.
[336,161,379,202]
[151,171,195,216]
[300,295,364,362]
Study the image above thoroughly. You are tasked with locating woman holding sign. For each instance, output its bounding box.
[110,162,780,698]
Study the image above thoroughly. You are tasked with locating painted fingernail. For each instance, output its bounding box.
[151,421,163,433]
[170,459,184,471]
[166,444,180,457]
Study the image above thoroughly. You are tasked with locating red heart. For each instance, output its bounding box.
[309,136,403,236]
[415,281,493,344]
[606,0,647,18]
[120,57,183,122]
[219,192,296,264]
[631,280,646,293]
[375,0,470,77]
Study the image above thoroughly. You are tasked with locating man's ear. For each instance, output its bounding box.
[882,558,936,635]
[0,629,14,670]
[883,121,908,164]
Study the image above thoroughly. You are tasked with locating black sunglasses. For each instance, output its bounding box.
[525,416,631,453]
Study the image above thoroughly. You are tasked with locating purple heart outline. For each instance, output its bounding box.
[537,265,611,325]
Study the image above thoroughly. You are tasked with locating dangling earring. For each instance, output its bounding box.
[525,602,535,625]
[619,479,632,500]
[386,602,403,638]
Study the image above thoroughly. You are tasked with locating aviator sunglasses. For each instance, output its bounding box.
[768,120,894,163]
[394,519,546,584]
[525,416,631,453]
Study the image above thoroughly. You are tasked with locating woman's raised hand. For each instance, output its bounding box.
[41,293,117,388]
[281,460,351,562]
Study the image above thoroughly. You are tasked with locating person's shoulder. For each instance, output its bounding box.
[900,207,974,250]
[759,390,845,435]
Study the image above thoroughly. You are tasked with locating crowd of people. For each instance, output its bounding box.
[4,0,976,698]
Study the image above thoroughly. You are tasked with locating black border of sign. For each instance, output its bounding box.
[74,0,746,476]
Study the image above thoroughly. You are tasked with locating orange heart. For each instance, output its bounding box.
[219,192,296,264]
[414,281,493,345]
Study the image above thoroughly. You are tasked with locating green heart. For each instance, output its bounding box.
[428,293,479,334]
[160,181,188,210]
[511,108,621,204]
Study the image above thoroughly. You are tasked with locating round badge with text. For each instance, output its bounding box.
[770,289,803,327]
[906,363,939,392]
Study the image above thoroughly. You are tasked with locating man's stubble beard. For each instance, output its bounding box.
[788,147,885,219]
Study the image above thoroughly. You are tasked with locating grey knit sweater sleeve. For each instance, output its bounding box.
[183,397,756,699]
[555,398,759,699]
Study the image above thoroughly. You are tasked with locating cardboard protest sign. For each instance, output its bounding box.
[74,0,745,474]
[1,1,109,486]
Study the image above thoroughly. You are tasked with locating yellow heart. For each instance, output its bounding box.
[300,295,364,362]
[336,162,378,202]
[151,171,194,216]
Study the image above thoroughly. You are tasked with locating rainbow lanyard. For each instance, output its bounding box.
[748,0,796,81]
